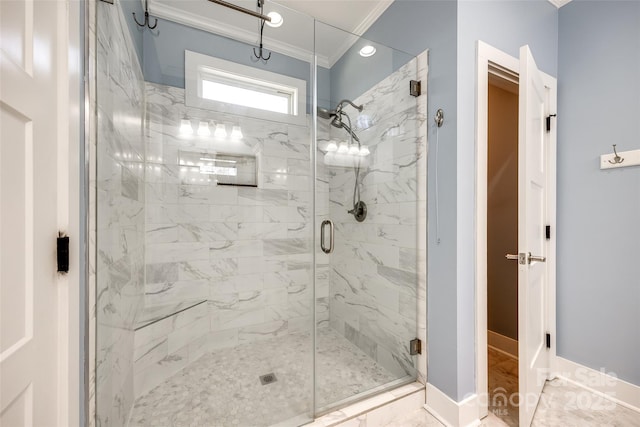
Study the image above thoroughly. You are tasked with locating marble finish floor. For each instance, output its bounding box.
[388,380,640,427]
[129,328,399,427]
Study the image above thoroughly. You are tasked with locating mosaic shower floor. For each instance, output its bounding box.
[129,328,398,427]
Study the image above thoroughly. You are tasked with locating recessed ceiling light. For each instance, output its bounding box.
[359,45,376,57]
[266,11,283,28]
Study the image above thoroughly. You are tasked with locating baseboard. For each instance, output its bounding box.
[487,330,518,358]
[424,383,480,427]
[554,356,640,413]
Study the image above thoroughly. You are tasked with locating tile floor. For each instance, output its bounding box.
[129,328,401,427]
[388,377,640,427]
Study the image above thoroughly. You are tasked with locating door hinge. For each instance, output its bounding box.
[410,80,421,97]
[546,333,551,349]
[409,338,422,355]
[546,114,557,132]
[545,225,551,240]
[57,233,69,273]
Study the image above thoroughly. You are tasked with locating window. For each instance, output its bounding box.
[185,51,306,125]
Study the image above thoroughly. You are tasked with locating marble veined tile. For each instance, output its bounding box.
[129,328,399,427]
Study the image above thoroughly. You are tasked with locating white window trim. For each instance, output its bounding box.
[185,50,307,125]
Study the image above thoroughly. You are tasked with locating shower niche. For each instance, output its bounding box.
[93,1,426,425]
[178,151,258,187]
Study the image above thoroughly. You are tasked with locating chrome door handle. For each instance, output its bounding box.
[505,252,546,264]
[528,253,546,263]
[320,220,334,254]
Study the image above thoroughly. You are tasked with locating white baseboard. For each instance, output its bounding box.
[554,356,640,413]
[424,383,480,427]
[487,330,518,358]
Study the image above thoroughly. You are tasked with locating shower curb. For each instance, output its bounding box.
[307,382,425,427]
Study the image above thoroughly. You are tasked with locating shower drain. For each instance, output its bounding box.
[259,373,277,385]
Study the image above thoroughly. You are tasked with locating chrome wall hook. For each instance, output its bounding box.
[608,144,625,164]
[133,0,158,29]
[434,109,444,127]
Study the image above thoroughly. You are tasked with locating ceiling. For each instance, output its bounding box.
[147,0,570,68]
[148,0,393,67]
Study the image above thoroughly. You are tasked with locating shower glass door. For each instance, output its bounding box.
[95,1,316,426]
[313,21,422,413]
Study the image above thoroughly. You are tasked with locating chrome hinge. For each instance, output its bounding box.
[409,338,422,355]
[410,80,421,97]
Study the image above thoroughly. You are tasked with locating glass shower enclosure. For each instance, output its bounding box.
[93,1,423,425]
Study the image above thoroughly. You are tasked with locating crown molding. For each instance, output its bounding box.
[148,0,331,68]
[548,0,572,8]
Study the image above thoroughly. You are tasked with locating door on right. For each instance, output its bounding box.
[518,44,552,427]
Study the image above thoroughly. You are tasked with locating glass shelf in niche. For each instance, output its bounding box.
[178,150,257,187]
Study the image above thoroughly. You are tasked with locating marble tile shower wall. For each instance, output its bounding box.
[134,82,330,396]
[95,1,146,426]
[327,57,427,379]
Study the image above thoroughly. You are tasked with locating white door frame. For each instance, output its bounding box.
[474,40,557,420]
[58,0,84,425]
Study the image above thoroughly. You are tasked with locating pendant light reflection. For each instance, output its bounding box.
[179,118,243,141]
[214,123,227,138]
[179,119,193,135]
[230,125,243,139]
[324,141,371,167]
[197,121,211,136]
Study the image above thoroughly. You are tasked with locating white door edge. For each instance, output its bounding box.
[474,40,557,423]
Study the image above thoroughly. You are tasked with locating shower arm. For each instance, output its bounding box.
[336,99,364,113]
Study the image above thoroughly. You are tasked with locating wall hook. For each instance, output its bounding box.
[608,144,625,164]
[434,109,444,127]
[252,0,271,61]
[133,0,158,29]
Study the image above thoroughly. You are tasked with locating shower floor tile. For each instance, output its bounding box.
[129,328,398,427]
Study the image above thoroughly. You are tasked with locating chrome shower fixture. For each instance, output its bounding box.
[317,99,363,143]
[317,99,367,222]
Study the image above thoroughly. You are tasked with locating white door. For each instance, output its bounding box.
[1,0,67,424]
[517,45,550,427]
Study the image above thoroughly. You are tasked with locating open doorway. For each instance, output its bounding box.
[487,72,519,427]
[476,41,558,427]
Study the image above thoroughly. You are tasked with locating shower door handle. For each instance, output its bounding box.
[320,220,334,254]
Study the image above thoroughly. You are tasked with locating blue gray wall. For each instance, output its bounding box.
[361,0,460,399]
[366,0,558,401]
[119,0,331,110]
[328,37,414,107]
[456,0,558,400]
[557,0,640,386]
[142,17,329,112]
